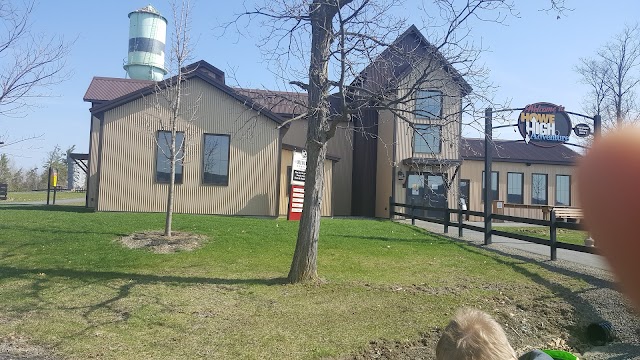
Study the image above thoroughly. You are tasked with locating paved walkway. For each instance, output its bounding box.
[400,219,610,271]
[1,198,84,206]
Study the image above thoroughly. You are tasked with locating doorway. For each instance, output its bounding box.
[406,173,447,220]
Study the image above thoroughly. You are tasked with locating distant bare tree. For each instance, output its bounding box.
[0,0,71,117]
[577,24,640,128]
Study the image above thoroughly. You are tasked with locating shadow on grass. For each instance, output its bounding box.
[0,266,288,287]
[0,265,289,344]
[0,204,93,213]
[0,223,128,237]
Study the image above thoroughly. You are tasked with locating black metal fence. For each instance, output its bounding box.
[391,201,597,260]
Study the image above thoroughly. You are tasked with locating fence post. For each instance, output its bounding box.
[444,208,449,234]
[411,204,415,226]
[550,210,557,261]
[458,208,463,237]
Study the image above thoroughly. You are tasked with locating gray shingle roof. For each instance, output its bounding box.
[461,138,580,165]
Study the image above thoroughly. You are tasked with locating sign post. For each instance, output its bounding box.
[288,150,307,221]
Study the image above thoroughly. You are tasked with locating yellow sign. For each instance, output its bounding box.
[52,170,58,187]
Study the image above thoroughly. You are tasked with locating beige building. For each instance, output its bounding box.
[459,139,579,221]
[82,26,579,220]
[83,62,337,216]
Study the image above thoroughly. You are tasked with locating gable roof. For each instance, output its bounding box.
[86,60,286,126]
[83,77,154,103]
[352,25,472,97]
[461,138,580,166]
[234,88,307,118]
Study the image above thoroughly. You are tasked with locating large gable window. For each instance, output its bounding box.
[414,125,441,154]
[156,131,184,183]
[203,134,230,185]
[415,90,442,119]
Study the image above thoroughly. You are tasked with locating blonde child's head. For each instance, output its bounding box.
[436,308,517,360]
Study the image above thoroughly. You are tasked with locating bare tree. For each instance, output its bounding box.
[577,24,640,128]
[0,0,71,117]
[148,0,201,238]
[230,0,525,283]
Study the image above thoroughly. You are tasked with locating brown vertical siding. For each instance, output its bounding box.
[394,66,462,163]
[327,125,352,216]
[95,78,279,216]
[375,109,394,218]
[459,159,579,221]
[87,115,101,209]
[278,149,334,217]
[282,118,352,216]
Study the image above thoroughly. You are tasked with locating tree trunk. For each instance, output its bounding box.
[287,1,336,283]
[165,128,177,238]
[288,140,327,282]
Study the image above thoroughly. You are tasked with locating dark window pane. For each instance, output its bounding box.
[414,125,441,154]
[203,134,230,185]
[156,131,184,183]
[556,175,571,206]
[507,172,523,204]
[532,173,548,205]
[482,171,499,202]
[415,90,442,119]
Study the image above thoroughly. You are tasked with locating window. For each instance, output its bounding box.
[415,90,442,119]
[482,171,499,202]
[414,125,441,154]
[203,134,230,185]
[156,131,184,183]
[507,172,524,204]
[556,175,571,206]
[531,173,548,205]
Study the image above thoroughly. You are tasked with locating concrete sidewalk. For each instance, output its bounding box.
[400,219,610,271]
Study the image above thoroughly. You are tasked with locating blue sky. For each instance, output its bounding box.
[2,0,639,169]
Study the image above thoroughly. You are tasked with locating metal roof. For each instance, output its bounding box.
[461,138,580,165]
[83,77,154,103]
[234,88,307,118]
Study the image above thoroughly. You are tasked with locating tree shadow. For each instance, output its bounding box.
[0,204,93,213]
[1,265,289,344]
[435,236,638,350]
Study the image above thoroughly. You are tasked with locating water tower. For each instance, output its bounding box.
[123,5,167,81]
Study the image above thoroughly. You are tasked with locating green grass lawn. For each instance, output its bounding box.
[494,226,588,246]
[1,191,86,203]
[0,206,591,359]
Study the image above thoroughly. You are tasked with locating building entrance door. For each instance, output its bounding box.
[406,173,447,220]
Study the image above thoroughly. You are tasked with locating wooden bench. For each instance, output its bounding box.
[552,207,583,223]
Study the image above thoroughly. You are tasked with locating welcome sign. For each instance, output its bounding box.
[518,102,572,146]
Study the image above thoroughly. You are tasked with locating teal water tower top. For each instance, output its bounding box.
[123,5,168,81]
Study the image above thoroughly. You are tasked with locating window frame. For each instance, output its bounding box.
[415,90,443,120]
[481,171,499,203]
[202,133,231,186]
[506,172,524,204]
[155,130,185,184]
[531,173,548,205]
[413,124,442,154]
[555,174,571,206]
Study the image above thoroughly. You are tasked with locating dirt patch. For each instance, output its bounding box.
[0,334,60,360]
[118,231,207,253]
